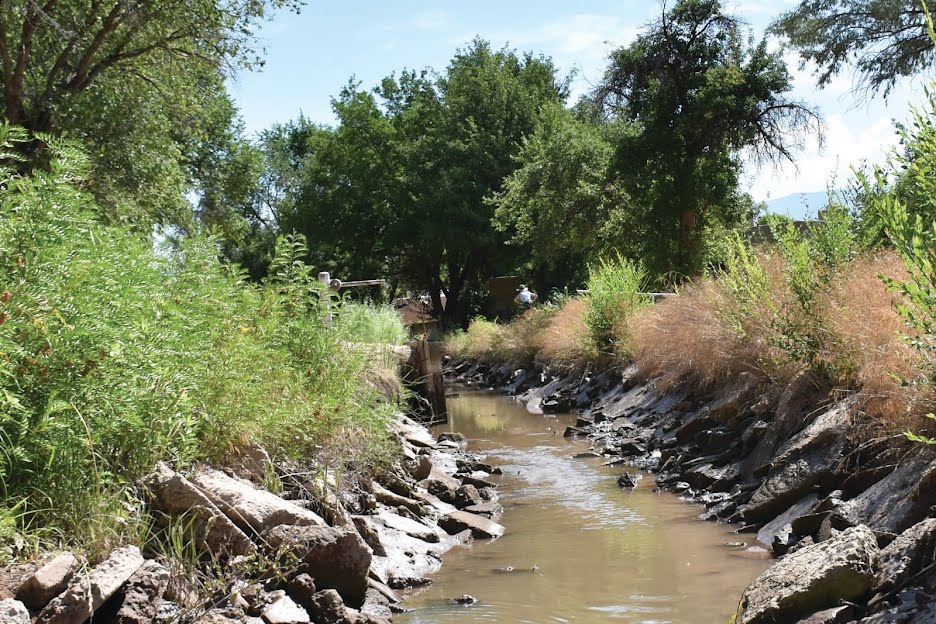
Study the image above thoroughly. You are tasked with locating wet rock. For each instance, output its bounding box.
[307,589,382,624]
[452,595,477,605]
[360,588,392,622]
[265,525,371,607]
[114,559,170,624]
[563,426,587,438]
[873,518,936,594]
[464,502,503,518]
[371,482,424,516]
[411,456,433,481]
[261,594,310,624]
[617,473,640,489]
[437,432,467,445]
[744,399,856,522]
[572,451,602,459]
[458,474,498,490]
[685,463,739,492]
[15,552,77,610]
[453,485,483,509]
[0,599,29,624]
[618,439,647,456]
[145,463,256,556]
[738,525,878,624]
[377,511,440,543]
[193,467,326,535]
[37,545,145,624]
[439,511,505,539]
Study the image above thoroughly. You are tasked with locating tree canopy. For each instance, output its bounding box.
[772,0,936,98]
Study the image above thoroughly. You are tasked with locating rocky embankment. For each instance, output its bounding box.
[448,358,936,624]
[0,416,505,624]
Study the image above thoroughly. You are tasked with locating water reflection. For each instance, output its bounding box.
[397,391,769,624]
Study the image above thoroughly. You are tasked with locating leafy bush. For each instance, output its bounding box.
[0,127,396,553]
[334,302,408,346]
[583,253,649,354]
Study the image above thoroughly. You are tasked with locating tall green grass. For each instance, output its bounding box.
[0,127,397,556]
[584,253,649,354]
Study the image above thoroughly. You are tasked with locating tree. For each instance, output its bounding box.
[772,0,936,98]
[594,0,821,275]
[0,0,301,225]
[286,40,568,326]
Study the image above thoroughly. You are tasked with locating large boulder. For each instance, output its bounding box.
[192,467,326,535]
[873,518,936,594]
[144,462,255,556]
[835,452,936,538]
[439,510,505,539]
[264,525,371,608]
[744,398,855,522]
[114,560,170,624]
[36,546,145,624]
[738,525,879,624]
[15,552,77,610]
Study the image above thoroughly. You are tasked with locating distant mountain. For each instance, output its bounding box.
[762,191,835,221]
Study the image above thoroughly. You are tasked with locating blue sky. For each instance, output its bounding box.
[228,0,926,203]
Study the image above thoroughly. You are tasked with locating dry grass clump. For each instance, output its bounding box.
[822,251,932,427]
[534,298,596,370]
[630,281,768,392]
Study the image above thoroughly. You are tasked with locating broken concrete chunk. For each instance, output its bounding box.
[15,552,77,610]
[114,559,170,624]
[192,467,326,535]
[37,545,145,624]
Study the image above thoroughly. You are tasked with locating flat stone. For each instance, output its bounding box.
[265,525,371,607]
[377,511,439,543]
[144,462,256,556]
[410,490,457,515]
[709,372,760,426]
[738,525,878,624]
[114,560,170,624]
[439,511,505,539]
[756,494,820,547]
[800,605,857,623]
[15,553,77,610]
[37,545,145,624]
[0,599,30,624]
[261,595,310,624]
[192,467,325,535]
[463,502,503,517]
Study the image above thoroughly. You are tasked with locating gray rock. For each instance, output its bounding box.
[228,444,273,483]
[836,453,936,538]
[412,456,432,481]
[37,545,145,624]
[286,574,316,612]
[351,516,386,557]
[617,473,639,489]
[265,525,371,607]
[192,467,326,535]
[360,588,392,622]
[874,518,936,594]
[453,485,482,509]
[261,594,310,624]
[744,399,855,522]
[0,599,30,624]
[307,589,372,624]
[756,494,820,547]
[144,462,256,556]
[114,559,170,624]
[439,511,505,539]
[15,552,78,610]
[377,511,439,543]
[463,502,503,518]
[370,482,423,516]
[738,525,879,624]
[800,605,857,623]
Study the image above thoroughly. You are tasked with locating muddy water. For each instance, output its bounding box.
[397,391,770,624]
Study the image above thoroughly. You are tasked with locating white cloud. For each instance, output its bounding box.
[744,114,899,200]
[412,9,450,32]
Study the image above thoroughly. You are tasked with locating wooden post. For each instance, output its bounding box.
[416,338,447,423]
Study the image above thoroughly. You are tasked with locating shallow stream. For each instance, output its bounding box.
[396,390,770,624]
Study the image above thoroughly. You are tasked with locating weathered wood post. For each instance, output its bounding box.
[415,338,446,423]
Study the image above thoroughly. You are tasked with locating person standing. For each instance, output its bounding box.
[514,284,538,309]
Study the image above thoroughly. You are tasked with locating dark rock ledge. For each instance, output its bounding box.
[446,357,936,624]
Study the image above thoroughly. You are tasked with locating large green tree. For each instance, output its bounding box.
[594,0,820,275]
[772,0,936,98]
[286,40,568,326]
[0,0,300,225]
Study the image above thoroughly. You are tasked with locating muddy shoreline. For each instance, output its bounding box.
[446,357,936,623]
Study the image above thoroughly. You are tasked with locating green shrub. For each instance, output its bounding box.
[0,127,395,554]
[334,302,408,346]
[583,253,649,354]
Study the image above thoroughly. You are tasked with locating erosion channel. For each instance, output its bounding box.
[398,390,770,624]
